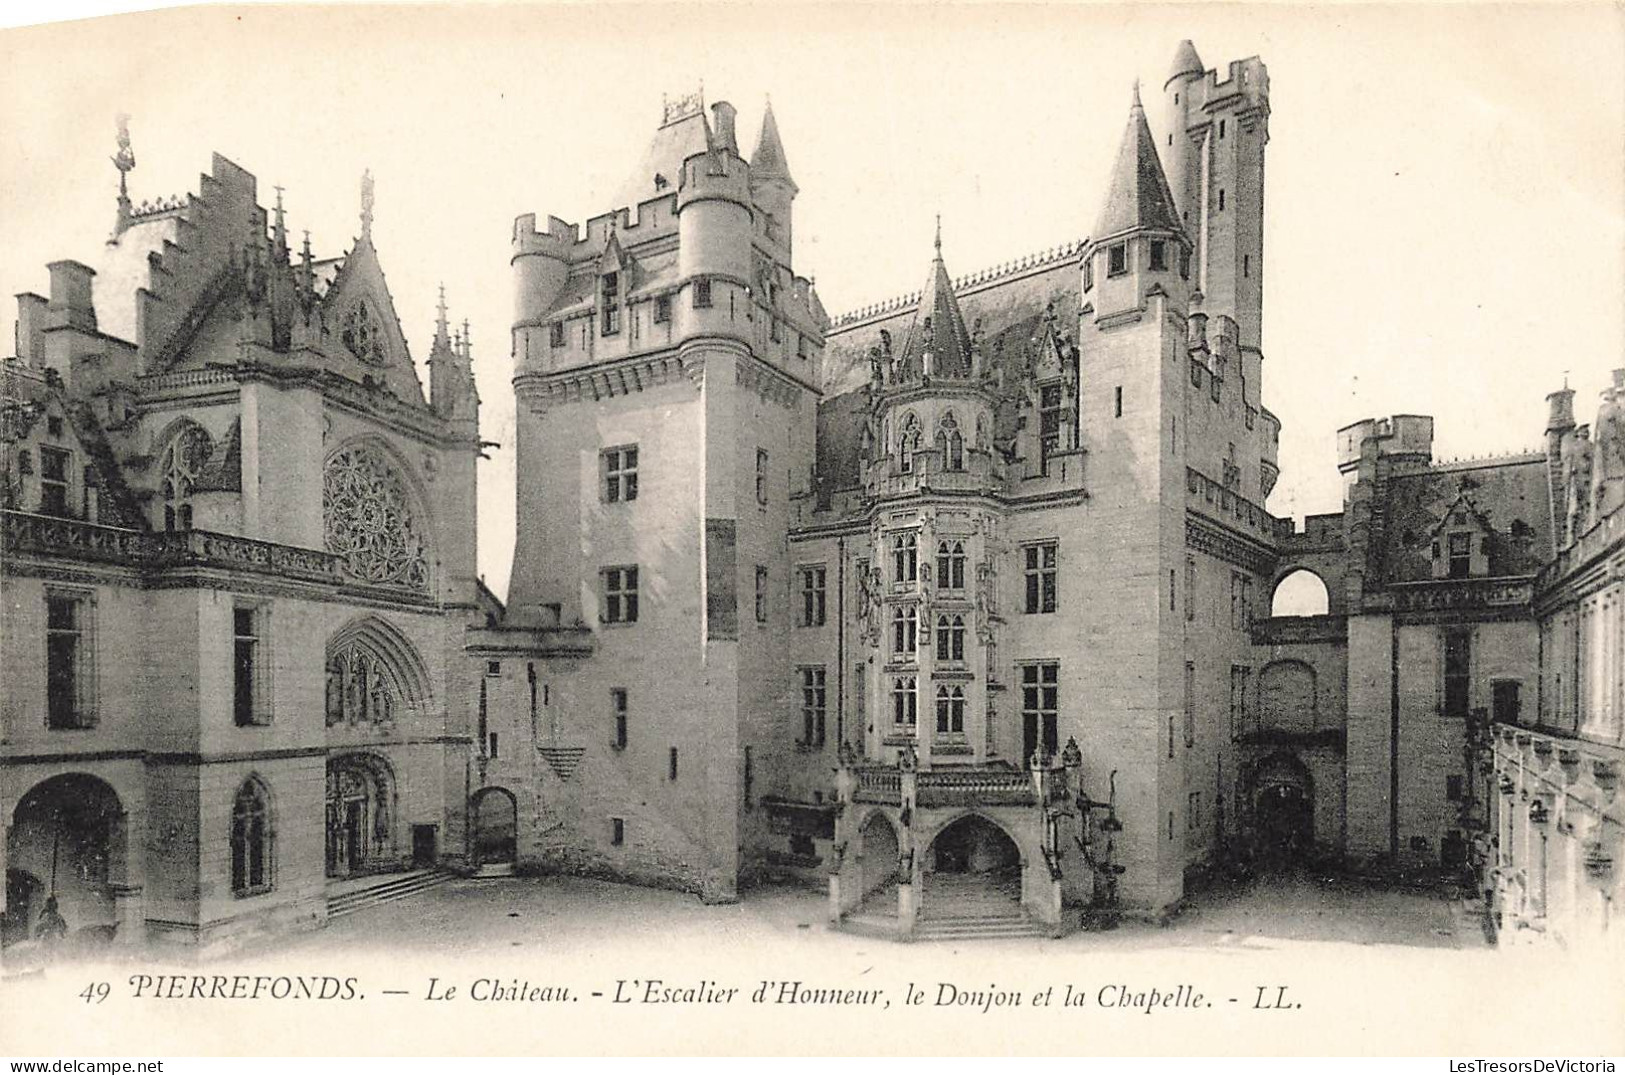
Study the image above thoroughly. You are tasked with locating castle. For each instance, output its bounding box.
[2,43,1619,951]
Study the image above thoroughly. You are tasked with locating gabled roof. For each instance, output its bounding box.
[750,100,797,193]
[1091,87,1185,243]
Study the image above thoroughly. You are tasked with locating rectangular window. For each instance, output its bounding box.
[39,446,70,517]
[1020,662,1059,760]
[1219,118,1227,139]
[1184,661,1196,747]
[935,685,966,736]
[800,666,827,746]
[601,566,640,624]
[756,448,769,505]
[1242,576,1254,629]
[1184,557,1196,622]
[799,565,827,627]
[1218,189,1226,212]
[1231,572,1243,630]
[892,676,918,729]
[233,605,269,727]
[693,277,712,308]
[1189,791,1202,833]
[1448,532,1472,579]
[1444,629,1471,716]
[1492,680,1521,724]
[1446,775,1464,802]
[1022,541,1058,614]
[549,321,565,348]
[45,592,92,729]
[892,604,918,657]
[1114,386,1123,418]
[1149,240,1167,272]
[755,566,769,623]
[1039,384,1064,470]
[935,614,966,663]
[602,446,639,503]
[488,732,499,759]
[1107,243,1127,277]
[600,271,621,335]
[1243,254,1250,278]
[1082,253,1094,292]
[612,688,628,749]
[653,294,672,323]
[669,747,678,781]
[611,818,625,846]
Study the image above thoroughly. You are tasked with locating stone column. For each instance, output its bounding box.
[110,884,144,947]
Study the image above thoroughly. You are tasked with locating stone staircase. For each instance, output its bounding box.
[326,869,451,921]
[915,871,1048,941]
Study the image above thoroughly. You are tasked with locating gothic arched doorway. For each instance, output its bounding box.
[923,814,1022,920]
[325,755,397,878]
[858,813,900,914]
[8,774,125,941]
[471,787,518,875]
[1251,753,1315,863]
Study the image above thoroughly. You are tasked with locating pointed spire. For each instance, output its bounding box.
[272,184,288,260]
[110,113,136,240]
[1131,78,1142,110]
[461,318,471,359]
[299,229,314,301]
[359,168,374,240]
[1167,39,1205,86]
[895,223,974,383]
[432,282,451,353]
[1090,90,1184,242]
[749,98,797,194]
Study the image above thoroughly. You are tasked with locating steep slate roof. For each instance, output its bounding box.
[1167,39,1205,84]
[614,107,711,213]
[895,236,975,383]
[1091,89,1184,242]
[1377,456,1555,583]
[750,101,797,192]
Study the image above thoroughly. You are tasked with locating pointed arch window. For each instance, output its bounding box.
[231,777,273,896]
[160,424,213,532]
[936,411,965,471]
[892,531,918,585]
[898,413,922,473]
[935,685,966,735]
[935,613,966,663]
[936,540,966,591]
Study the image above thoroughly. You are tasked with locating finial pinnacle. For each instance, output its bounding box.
[1131,78,1142,110]
[359,168,375,239]
[934,214,942,257]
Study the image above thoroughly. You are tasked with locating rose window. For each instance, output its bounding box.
[322,444,429,590]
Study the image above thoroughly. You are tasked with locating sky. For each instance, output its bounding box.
[2,3,1622,599]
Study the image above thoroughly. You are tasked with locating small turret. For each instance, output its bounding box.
[429,284,478,424]
[110,113,136,241]
[750,99,797,252]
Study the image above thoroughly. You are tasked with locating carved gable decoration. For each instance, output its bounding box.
[322,442,430,591]
[319,237,426,406]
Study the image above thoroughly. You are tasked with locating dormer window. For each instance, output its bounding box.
[549,321,566,348]
[693,278,713,309]
[1108,243,1128,277]
[1149,240,1167,272]
[600,271,621,336]
[653,294,672,324]
[936,412,965,471]
[1447,532,1472,579]
[39,446,71,517]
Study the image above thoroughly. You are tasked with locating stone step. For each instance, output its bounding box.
[327,870,451,919]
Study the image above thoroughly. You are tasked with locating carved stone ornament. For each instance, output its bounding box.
[323,443,429,590]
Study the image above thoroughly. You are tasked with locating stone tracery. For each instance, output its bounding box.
[322,443,429,590]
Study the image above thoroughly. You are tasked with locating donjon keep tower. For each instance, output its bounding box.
[488,45,1277,930]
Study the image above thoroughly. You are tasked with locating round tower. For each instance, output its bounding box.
[511,213,571,371]
[1163,39,1205,227]
[676,149,754,345]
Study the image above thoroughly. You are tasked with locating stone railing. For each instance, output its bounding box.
[1385,576,1534,616]
[4,509,346,587]
[853,767,902,804]
[1539,508,1625,592]
[915,767,1036,807]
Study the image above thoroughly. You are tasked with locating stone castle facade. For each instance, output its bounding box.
[2,43,1618,951]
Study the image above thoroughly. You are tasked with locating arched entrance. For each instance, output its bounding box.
[923,814,1022,920]
[325,754,397,878]
[1250,753,1315,863]
[7,774,124,942]
[858,813,900,915]
[471,787,518,876]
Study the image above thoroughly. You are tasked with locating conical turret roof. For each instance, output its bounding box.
[750,100,797,193]
[1167,39,1204,85]
[1090,86,1184,243]
[897,223,974,383]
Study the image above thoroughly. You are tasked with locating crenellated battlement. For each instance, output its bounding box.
[676,150,752,209]
[1186,56,1269,117]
